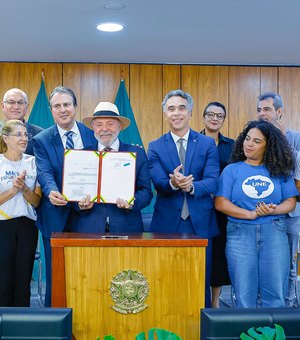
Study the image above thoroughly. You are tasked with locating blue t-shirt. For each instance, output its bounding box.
[216,161,298,224]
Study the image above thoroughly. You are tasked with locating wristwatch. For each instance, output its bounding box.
[189,184,194,194]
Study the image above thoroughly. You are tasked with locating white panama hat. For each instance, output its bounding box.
[83,101,130,130]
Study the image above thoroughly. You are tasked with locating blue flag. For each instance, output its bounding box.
[28,79,54,128]
[114,80,155,214]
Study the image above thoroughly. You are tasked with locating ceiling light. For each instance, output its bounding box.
[104,3,125,10]
[96,22,124,32]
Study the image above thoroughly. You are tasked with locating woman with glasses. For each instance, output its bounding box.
[200,101,234,308]
[0,120,41,306]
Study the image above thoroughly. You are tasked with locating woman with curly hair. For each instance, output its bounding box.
[215,120,298,308]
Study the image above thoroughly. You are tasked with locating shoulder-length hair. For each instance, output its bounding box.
[230,120,295,178]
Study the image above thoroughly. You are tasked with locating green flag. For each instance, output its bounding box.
[115,80,144,146]
[114,80,155,214]
[28,78,54,128]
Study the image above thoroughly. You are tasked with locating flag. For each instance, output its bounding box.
[29,75,54,284]
[28,78,54,128]
[114,80,155,214]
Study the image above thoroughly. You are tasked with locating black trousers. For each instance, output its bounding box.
[0,216,38,306]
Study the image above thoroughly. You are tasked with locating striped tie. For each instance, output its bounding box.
[65,131,74,149]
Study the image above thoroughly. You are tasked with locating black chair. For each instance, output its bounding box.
[0,307,72,339]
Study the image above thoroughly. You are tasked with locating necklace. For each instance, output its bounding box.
[4,153,23,176]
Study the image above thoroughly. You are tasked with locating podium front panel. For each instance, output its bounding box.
[52,233,207,340]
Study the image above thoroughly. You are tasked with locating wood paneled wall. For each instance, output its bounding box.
[1,62,300,148]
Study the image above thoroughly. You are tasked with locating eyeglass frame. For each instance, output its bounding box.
[203,111,226,120]
[3,100,28,107]
[5,132,32,140]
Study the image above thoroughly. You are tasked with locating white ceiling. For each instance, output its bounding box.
[1,0,300,65]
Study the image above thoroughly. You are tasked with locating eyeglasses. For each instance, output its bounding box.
[4,100,28,107]
[204,112,225,120]
[8,132,32,140]
[51,102,73,110]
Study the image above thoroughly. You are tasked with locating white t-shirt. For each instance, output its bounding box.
[0,153,40,221]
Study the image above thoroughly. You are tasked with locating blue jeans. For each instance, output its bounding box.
[286,215,300,307]
[226,218,289,308]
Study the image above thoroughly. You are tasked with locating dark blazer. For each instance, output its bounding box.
[25,122,43,155]
[70,141,153,233]
[32,122,97,238]
[148,129,220,238]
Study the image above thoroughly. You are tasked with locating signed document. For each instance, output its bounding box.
[62,149,136,204]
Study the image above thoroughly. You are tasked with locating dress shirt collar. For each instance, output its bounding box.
[57,122,79,139]
[170,130,190,145]
[98,138,120,151]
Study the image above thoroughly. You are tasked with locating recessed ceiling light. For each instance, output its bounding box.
[104,3,125,10]
[96,22,124,32]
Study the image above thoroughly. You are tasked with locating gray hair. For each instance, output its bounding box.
[3,88,28,103]
[49,86,77,107]
[258,92,284,111]
[162,90,193,113]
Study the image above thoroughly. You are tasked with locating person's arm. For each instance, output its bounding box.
[296,179,300,201]
[12,170,42,208]
[148,141,177,194]
[32,135,67,206]
[22,185,42,208]
[215,196,258,220]
[193,139,220,198]
[129,147,153,211]
[0,186,19,205]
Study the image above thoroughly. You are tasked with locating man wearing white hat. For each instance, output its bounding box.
[70,101,153,232]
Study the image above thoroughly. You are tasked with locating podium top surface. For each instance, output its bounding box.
[51,232,208,247]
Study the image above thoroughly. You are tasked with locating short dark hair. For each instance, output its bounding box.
[203,101,226,117]
[49,86,77,107]
[257,92,283,111]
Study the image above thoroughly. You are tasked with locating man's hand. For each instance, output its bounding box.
[116,198,133,209]
[49,190,68,206]
[78,194,94,210]
[169,164,194,191]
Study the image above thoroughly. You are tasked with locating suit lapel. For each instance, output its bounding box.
[51,126,64,168]
[185,130,198,175]
[164,132,180,170]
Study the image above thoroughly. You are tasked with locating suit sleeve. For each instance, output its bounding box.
[193,139,220,198]
[147,141,176,195]
[32,136,60,197]
[132,148,153,211]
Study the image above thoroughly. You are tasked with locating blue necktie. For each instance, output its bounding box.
[65,131,74,149]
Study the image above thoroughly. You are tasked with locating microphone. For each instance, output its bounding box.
[105,216,110,233]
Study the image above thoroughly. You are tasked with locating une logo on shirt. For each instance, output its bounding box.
[242,175,274,199]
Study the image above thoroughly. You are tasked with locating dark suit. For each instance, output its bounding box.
[70,141,153,232]
[32,122,96,306]
[147,129,220,307]
[25,122,43,155]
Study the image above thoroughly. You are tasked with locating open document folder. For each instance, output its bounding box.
[62,149,136,205]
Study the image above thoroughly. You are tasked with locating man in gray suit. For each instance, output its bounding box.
[1,88,43,155]
[257,91,300,308]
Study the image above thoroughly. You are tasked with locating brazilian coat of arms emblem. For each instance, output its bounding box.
[109,269,149,314]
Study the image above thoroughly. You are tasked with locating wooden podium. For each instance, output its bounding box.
[51,233,207,340]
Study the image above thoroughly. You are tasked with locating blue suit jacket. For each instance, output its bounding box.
[69,141,153,233]
[25,122,43,155]
[148,129,220,238]
[32,122,97,238]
